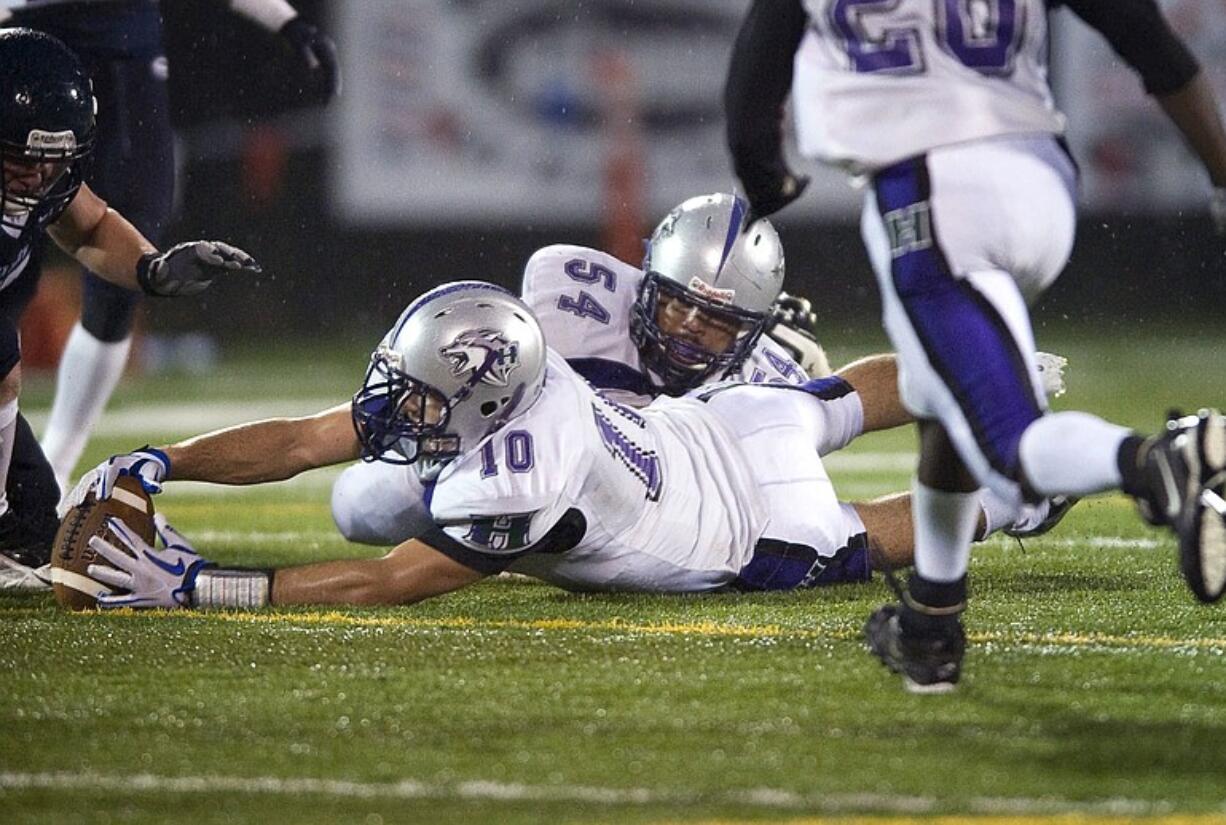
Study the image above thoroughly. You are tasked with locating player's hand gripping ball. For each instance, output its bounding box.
[50,476,156,610]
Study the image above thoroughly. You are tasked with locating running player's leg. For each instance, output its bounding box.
[860,138,1079,691]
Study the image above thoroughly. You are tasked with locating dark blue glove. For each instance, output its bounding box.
[137,241,261,297]
[280,17,341,101]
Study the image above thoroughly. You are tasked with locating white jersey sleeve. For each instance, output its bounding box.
[802,376,865,456]
[734,335,809,386]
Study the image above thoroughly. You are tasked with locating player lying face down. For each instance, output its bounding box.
[64,282,1067,610]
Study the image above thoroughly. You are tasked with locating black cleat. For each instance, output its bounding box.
[1004,495,1079,539]
[1134,409,1226,603]
[865,604,966,694]
[0,509,52,592]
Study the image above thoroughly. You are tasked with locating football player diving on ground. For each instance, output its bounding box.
[69,281,1064,611]
[0,28,262,590]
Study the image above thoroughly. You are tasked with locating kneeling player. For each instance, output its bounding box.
[70,282,1051,609]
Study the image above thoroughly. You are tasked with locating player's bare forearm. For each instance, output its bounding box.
[165,404,359,485]
[49,186,152,291]
[836,354,911,433]
[1157,71,1226,187]
[271,539,486,606]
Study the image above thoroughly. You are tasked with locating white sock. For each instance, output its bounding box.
[39,323,132,491]
[0,399,19,516]
[977,487,1020,538]
[912,480,980,583]
[1019,411,1131,497]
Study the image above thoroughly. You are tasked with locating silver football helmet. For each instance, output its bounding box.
[352,282,547,479]
[630,193,786,394]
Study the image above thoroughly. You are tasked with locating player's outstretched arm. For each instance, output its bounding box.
[47,183,154,291]
[48,183,262,296]
[835,352,1068,436]
[89,518,486,610]
[166,403,359,484]
[835,354,910,434]
[65,404,359,511]
[271,539,487,607]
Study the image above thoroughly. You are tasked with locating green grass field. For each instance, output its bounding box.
[3,326,1226,824]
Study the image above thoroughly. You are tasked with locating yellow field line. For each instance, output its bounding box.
[91,608,1226,651]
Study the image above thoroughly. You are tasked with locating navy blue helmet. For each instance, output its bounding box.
[0,28,96,236]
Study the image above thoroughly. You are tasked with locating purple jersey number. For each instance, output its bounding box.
[556,291,611,324]
[829,0,1018,77]
[829,0,923,75]
[480,430,536,477]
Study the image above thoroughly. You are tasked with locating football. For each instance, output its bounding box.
[50,476,157,611]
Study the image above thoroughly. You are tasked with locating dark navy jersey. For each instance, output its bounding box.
[10,0,163,58]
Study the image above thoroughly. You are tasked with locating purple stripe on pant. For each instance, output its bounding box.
[873,158,1042,479]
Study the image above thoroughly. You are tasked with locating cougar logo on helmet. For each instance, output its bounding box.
[440,328,521,387]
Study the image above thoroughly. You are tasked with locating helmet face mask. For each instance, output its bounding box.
[0,29,97,235]
[351,347,459,469]
[631,273,766,393]
[630,193,786,395]
[351,283,547,479]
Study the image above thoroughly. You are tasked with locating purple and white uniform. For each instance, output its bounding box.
[425,350,869,591]
[520,244,811,408]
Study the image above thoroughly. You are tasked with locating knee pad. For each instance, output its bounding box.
[81,273,141,342]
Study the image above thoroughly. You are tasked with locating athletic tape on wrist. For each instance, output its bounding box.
[191,568,273,610]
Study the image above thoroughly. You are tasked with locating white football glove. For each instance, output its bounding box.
[60,447,170,517]
[87,514,210,609]
[1035,351,1068,399]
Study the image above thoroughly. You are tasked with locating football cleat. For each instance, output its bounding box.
[1004,495,1079,539]
[865,604,966,694]
[0,509,53,592]
[1133,409,1226,603]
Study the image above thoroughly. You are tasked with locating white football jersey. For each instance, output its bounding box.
[520,244,808,408]
[427,349,769,591]
[793,0,1065,172]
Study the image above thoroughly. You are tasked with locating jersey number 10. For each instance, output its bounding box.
[828,0,1021,77]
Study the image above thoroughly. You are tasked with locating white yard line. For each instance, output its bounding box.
[0,770,1195,817]
[24,399,341,438]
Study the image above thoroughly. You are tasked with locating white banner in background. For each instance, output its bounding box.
[1054,0,1226,212]
[331,0,859,225]
[333,0,1226,226]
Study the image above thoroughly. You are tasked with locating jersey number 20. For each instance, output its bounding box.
[828,0,1020,77]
